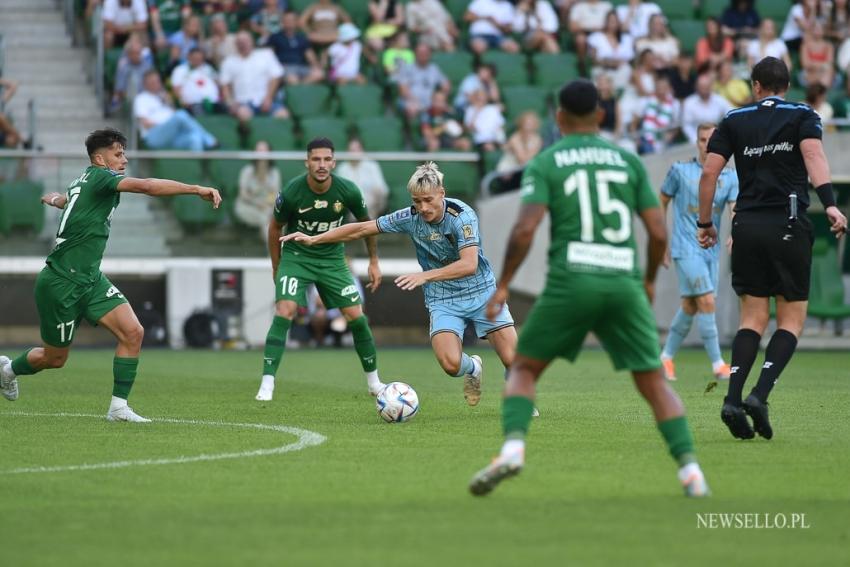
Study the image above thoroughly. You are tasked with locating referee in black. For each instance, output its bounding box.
[697,56,847,440]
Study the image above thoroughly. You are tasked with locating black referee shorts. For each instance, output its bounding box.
[730,210,814,301]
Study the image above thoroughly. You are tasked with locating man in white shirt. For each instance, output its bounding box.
[219,31,288,123]
[465,0,520,55]
[334,138,389,218]
[616,0,662,40]
[133,70,217,151]
[170,47,222,113]
[681,73,732,144]
[102,0,148,48]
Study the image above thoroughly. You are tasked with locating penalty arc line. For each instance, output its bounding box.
[0,411,327,475]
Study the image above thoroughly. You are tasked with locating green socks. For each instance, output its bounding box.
[658,415,697,466]
[112,357,139,400]
[11,349,37,376]
[262,316,292,376]
[348,315,378,373]
[502,395,535,440]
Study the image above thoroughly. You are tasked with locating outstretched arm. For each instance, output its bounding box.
[280,219,380,245]
[117,177,222,208]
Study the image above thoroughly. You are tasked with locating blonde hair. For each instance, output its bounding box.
[407,161,444,195]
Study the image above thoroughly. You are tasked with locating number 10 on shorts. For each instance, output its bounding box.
[280,275,298,296]
[57,319,75,342]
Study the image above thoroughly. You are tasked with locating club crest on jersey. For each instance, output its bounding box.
[333,200,343,213]
[314,200,328,209]
[428,231,442,241]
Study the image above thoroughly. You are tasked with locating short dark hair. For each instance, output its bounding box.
[85,128,127,157]
[307,137,335,154]
[558,79,599,116]
[751,56,790,94]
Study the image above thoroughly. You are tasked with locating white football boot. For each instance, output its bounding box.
[106,404,152,423]
[469,446,525,496]
[255,375,275,401]
[679,462,711,498]
[0,355,19,401]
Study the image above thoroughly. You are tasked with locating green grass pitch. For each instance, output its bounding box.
[1,348,847,566]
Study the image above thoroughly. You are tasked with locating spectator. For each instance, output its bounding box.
[168,14,203,67]
[235,140,281,238]
[325,23,366,84]
[830,72,850,119]
[720,0,760,41]
[250,0,284,44]
[109,33,153,114]
[681,73,732,144]
[616,0,662,41]
[714,60,751,107]
[266,10,325,85]
[595,73,621,140]
[454,63,501,112]
[335,138,390,218]
[0,77,19,108]
[419,90,471,152]
[101,0,148,49]
[782,0,821,53]
[149,0,190,51]
[637,73,679,154]
[365,0,406,55]
[838,33,850,75]
[405,0,458,52]
[496,111,542,172]
[827,0,850,42]
[635,14,679,69]
[465,0,520,55]
[220,32,288,123]
[805,82,833,123]
[133,70,217,151]
[395,42,450,120]
[588,9,635,90]
[381,31,414,78]
[618,48,658,130]
[300,0,352,49]
[0,79,21,148]
[747,19,792,71]
[799,20,835,88]
[667,51,696,100]
[569,0,613,69]
[203,14,238,68]
[512,0,560,54]
[463,88,506,151]
[170,47,222,113]
[695,17,735,72]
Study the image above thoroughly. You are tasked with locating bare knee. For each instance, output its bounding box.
[681,298,698,315]
[694,294,716,313]
[436,351,462,376]
[124,323,144,349]
[275,301,297,319]
[44,350,69,369]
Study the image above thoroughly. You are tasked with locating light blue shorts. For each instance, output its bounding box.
[674,256,719,297]
[429,297,514,339]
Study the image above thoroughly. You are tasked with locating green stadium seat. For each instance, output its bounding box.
[0,180,45,235]
[669,19,705,53]
[355,116,404,151]
[655,0,696,19]
[532,53,580,90]
[337,84,385,119]
[502,85,549,122]
[808,242,850,325]
[338,0,370,28]
[701,0,729,18]
[287,0,313,12]
[786,87,806,103]
[300,117,350,147]
[432,51,475,86]
[481,52,528,87]
[172,194,225,227]
[757,0,793,20]
[444,0,470,24]
[437,161,479,200]
[195,114,241,149]
[285,84,333,119]
[152,158,204,185]
[247,116,297,150]
[209,159,247,199]
[381,160,421,211]
[104,47,123,90]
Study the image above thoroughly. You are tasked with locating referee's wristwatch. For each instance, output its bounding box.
[696,220,713,229]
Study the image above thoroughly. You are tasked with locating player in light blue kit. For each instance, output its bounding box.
[660,123,738,385]
[282,162,519,408]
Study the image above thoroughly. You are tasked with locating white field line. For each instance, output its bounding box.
[0,411,327,474]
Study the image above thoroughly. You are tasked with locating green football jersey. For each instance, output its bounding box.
[520,133,659,282]
[274,173,368,261]
[45,165,124,285]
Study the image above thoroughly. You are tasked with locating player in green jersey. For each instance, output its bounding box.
[469,80,710,497]
[0,128,221,421]
[255,137,384,401]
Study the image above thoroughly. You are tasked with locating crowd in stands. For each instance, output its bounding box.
[79,0,850,229]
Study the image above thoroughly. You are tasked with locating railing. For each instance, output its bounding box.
[94,10,104,109]
[27,98,37,149]
[62,0,76,45]
[0,34,5,78]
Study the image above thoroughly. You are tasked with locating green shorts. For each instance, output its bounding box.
[517,274,660,372]
[35,267,128,347]
[276,257,361,309]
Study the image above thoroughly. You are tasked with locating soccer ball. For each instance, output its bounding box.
[376,382,419,423]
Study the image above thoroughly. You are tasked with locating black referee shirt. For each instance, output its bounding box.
[707,95,823,212]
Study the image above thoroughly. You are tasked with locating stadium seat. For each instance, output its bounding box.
[287,0,313,13]
[285,84,333,119]
[247,116,297,150]
[195,114,241,149]
[104,47,123,90]
[669,19,705,53]
[502,85,550,122]
[300,117,350,147]
[757,0,793,20]
[209,159,247,199]
[338,0,370,28]
[701,0,729,18]
[481,52,529,87]
[152,158,204,185]
[437,161,479,201]
[444,0,470,24]
[381,160,421,211]
[786,87,806,103]
[655,0,696,19]
[337,84,385,120]
[432,51,475,86]
[532,53,580,90]
[808,242,850,327]
[0,179,45,235]
[355,116,404,151]
[171,194,225,227]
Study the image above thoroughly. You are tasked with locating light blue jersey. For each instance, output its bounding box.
[661,158,738,260]
[376,198,496,308]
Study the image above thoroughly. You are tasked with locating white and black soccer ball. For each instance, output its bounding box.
[376,382,419,423]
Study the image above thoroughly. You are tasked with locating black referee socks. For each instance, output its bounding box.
[750,329,798,403]
[726,329,762,406]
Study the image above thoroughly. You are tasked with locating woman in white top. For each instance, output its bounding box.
[235,140,282,240]
[326,23,366,84]
[512,0,560,53]
[496,111,543,173]
[588,10,635,90]
[748,19,793,70]
[781,0,823,53]
[334,138,390,218]
[634,13,679,68]
[616,0,661,40]
[463,88,506,151]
